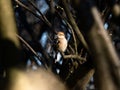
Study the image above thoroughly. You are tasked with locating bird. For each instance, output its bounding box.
[54,31,68,63]
[56,31,68,52]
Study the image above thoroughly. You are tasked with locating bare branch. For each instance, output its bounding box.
[0,0,20,68]
[46,0,55,14]
[15,0,52,27]
[27,0,51,27]
[16,34,48,69]
[60,51,86,63]
[62,0,89,51]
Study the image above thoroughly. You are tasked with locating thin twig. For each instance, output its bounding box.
[65,20,78,54]
[63,55,86,61]
[27,0,51,27]
[15,0,51,27]
[46,0,55,14]
[68,45,75,54]
[16,34,48,69]
[60,51,86,62]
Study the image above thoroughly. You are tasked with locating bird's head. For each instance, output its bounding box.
[57,32,65,39]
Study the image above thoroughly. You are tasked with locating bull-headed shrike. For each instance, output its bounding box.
[54,31,68,63]
[56,31,68,52]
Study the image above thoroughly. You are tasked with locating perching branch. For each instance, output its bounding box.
[60,51,86,63]
[63,55,86,62]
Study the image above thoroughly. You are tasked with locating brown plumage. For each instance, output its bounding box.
[57,32,67,52]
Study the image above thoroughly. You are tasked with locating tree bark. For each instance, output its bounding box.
[0,0,20,89]
[71,0,120,90]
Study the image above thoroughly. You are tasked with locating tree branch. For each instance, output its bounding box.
[60,51,86,64]
[16,34,48,69]
[0,0,20,68]
[27,0,51,27]
[62,0,89,51]
[74,0,120,89]
[15,0,52,27]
